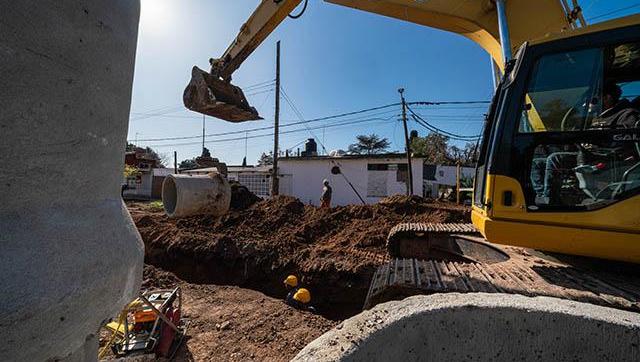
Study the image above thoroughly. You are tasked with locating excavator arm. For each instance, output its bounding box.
[185,0,581,123]
[183,0,302,122]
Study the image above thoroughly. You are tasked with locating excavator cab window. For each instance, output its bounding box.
[516,40,640,210]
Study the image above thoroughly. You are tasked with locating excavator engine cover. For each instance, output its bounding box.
[183,66,262,122]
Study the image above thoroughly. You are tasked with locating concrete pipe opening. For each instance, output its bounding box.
[293,293,640,361]
[162,173,231,218]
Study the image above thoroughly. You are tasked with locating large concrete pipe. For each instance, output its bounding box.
[0,1,143,361]
[162,173,232,218]
[294,293,640,361]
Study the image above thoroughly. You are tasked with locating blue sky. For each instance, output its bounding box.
[128,0,640,166]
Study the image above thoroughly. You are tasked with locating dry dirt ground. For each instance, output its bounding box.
[116,195,470,361]
[140,265,336,362]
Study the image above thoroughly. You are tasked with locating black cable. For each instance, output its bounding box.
[412,114,480,141]
[407,100,491,106]
[132,109,398,142]
[141,116,395,147]
[288,0,308,19]
[408,105,480,140]
[588,3,640,21]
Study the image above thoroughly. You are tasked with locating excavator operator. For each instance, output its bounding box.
[533,82,640,204]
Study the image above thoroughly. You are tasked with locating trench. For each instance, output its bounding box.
[145,245,375,321]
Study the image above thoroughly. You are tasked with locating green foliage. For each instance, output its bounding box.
[147,200,164,212]
[348,134,390,155]
[179,158,198,170]
[411,133,476,166]
[123,164,140,178]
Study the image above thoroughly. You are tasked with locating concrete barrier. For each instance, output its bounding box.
[293,293,640,361]
[0,1,143,360]
[162,173,231,218]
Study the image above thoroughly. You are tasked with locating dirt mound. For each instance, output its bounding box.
[229,181,262,211]
[129,196,470,319]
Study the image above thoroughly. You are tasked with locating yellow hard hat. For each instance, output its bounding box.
[293,288,311,304]
[284,275,298,287]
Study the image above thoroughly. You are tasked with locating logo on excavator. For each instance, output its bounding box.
[612,133,640,141]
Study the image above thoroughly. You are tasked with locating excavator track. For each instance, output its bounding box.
[387,223,478,261]
[365,223,640,311]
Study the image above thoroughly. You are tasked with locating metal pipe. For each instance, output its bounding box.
[571,0,587,27]
[495,0,512,64]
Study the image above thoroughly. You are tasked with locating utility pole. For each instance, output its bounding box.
[174,151,178,174]
[202,114,205,154]
[271,41,281,196]
[456,162,461,205]
[399,88,414,195]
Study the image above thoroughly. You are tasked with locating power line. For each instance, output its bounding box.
[245,88,275,97]
[587,3,640,21]
[243,79,276,90]
[130,107,400,142]
[407,100,491,106]
[143,115,397,148]
[407,105,480,141]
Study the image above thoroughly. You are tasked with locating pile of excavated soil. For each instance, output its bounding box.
[129,195,470,319]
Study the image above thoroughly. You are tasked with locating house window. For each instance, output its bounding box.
[238,174,272,197]
[367,163,388,197]
[368,163,389,171]
[396,163,408,182]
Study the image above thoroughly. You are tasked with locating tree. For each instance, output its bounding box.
[125,143,166,167]
[412,133,478,166]
[411,133,451,164]
[257,152,273,166]
[348,134,390,155]
[179,158,198,170]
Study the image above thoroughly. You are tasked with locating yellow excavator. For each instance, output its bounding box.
[187,0,640,311]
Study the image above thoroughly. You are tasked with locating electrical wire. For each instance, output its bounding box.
[143,115,396,148]
[407,105,480,140]
[587,3,640,21]
[131,108,399,142]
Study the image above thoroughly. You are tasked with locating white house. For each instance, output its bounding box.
[278,153,424,206]
[422,164,475,198]
[123,167,173,200]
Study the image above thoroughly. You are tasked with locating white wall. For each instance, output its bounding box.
[279,157,423,206]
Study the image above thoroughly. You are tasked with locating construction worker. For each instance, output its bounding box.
[283,275,316,312]
[320,179,332,208]
[284,275,299,306]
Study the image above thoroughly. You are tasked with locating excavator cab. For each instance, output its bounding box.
[472,16,640,263]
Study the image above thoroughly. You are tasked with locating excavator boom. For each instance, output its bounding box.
[185,0,579,122]
[183,0,302,122]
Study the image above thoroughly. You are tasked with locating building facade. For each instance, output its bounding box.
[278,154,424,206]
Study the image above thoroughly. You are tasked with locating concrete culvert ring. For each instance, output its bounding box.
[161,174,231,218]
[293,293,640,361]
[162,176,178,216]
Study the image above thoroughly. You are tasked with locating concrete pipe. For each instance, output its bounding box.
[0,1,143,361]
[294,293,640,361]
[162,173,232,218]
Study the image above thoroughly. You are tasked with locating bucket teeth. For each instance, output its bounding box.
[183,66,262,122]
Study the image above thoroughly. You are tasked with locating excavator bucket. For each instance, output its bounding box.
[183,66,262,122]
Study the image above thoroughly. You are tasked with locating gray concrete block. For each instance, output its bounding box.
[0,1,143,360]
[293,293,640,361]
